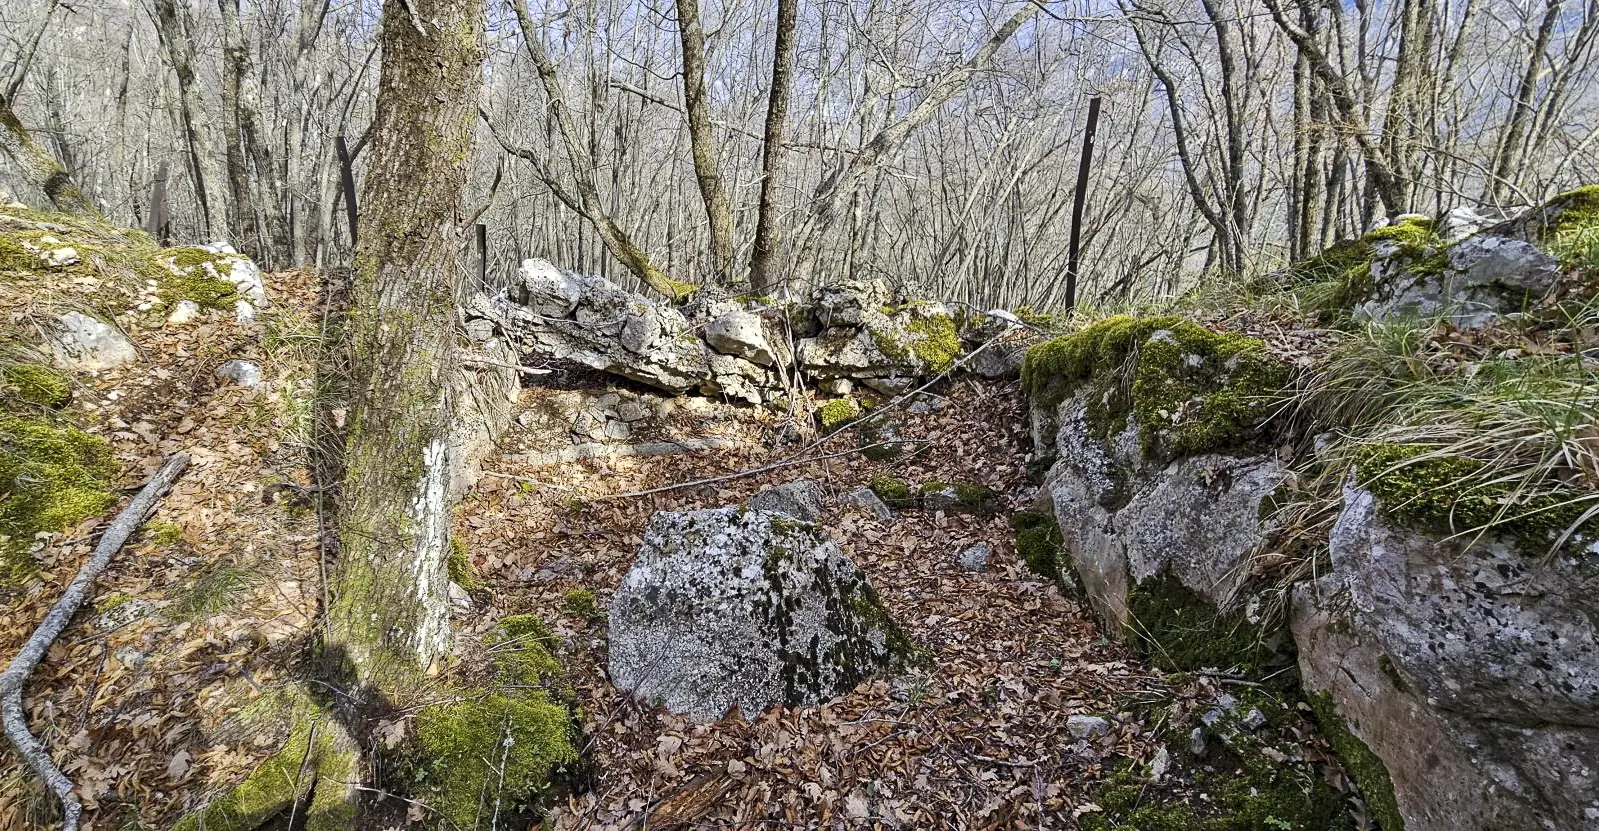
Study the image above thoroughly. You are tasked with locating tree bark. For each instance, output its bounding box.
[327,0,484,688]
[675,0,736,286]
[748,0,799,294]
[0,91,96,213]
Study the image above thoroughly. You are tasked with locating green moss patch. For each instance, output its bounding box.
[486,614,563,687]
[447,536,480,591]
[0,411,118,584]
[1011,511,1064,582]
[1126,570,1280,677]
[869,474,915,509]
[155,247,243,310]
[413,692,578,829]
[818,396,861,431]
[1084,689,1354,831]
[561,588,602,622]
[1356,443,1596,549]
[2,362,71,407]
[1542,184,1599,273]
[1306,692,1404,831]
[1021,316,1289,460]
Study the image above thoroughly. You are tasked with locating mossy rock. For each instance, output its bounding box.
[413,691,579,829]
[410,613,581,829]
[1084,688,1354,831]
[869,474,915,509]
[1021,316,1289,460]
[1126,570,1284,678]
[859,412,908,461]
[1356,443,1597,551]
[1306,692,1405,831]
[0,411,118,584]
[818,396,861,431]
[1010,511,1064,582]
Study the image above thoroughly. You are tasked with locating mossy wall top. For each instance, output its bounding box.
[1021,316,1289,460]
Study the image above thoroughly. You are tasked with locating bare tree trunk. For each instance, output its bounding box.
[0,90,96,213]
[218,0,259,256]
[1489,0,1567,201]
[327,0,484,687]
[503,0,694,300]
[790,4,1040,283]
[748,0,798,294]
[152,0,233,242]
[675,0,736,286]
[1265,0,1407,216]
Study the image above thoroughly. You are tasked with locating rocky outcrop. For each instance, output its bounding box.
[1357,224,1559,329]
[608,507,910,721]
[46,311,138,370]
[467,261,1012,407]
[475,259,711,393]
[1292,486,1599,831]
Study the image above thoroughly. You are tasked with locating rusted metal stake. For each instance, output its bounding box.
[334,135,358,247]
[1064,95,1101,312]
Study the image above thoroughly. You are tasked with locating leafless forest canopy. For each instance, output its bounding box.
[3,0,1597,308]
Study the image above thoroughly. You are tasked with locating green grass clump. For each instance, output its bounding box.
[0,411,118,584]
[171,560,257,619]
[2,362,72,407]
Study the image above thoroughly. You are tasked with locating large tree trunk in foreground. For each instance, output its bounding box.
[0,91,97,213]
[327,0,484,689]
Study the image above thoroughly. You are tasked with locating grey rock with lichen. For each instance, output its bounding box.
[1357,233,1558,329]
[748,479,825,521]
[47,311,137,371]
[608,507,908,721]
[1291,486,1599,831]
[471,259,710,393]
[839,487,892,520]
[705,309,776,366]
[957,542,990,572]
[213,359,262,387]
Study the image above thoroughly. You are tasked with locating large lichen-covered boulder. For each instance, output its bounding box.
[1292,485,1599,831]
[472,258,711,393]
[1022,316,1292,672]
[608,507,910,721]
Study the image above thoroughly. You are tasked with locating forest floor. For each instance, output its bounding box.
[1,257,1354,830]
[458,375,1175,829]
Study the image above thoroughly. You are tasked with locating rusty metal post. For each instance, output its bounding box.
[334,135,358,247]
[1065,95,1102,312]
[145,162,171,246]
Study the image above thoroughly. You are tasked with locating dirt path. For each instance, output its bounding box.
[456,378,1168,829]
